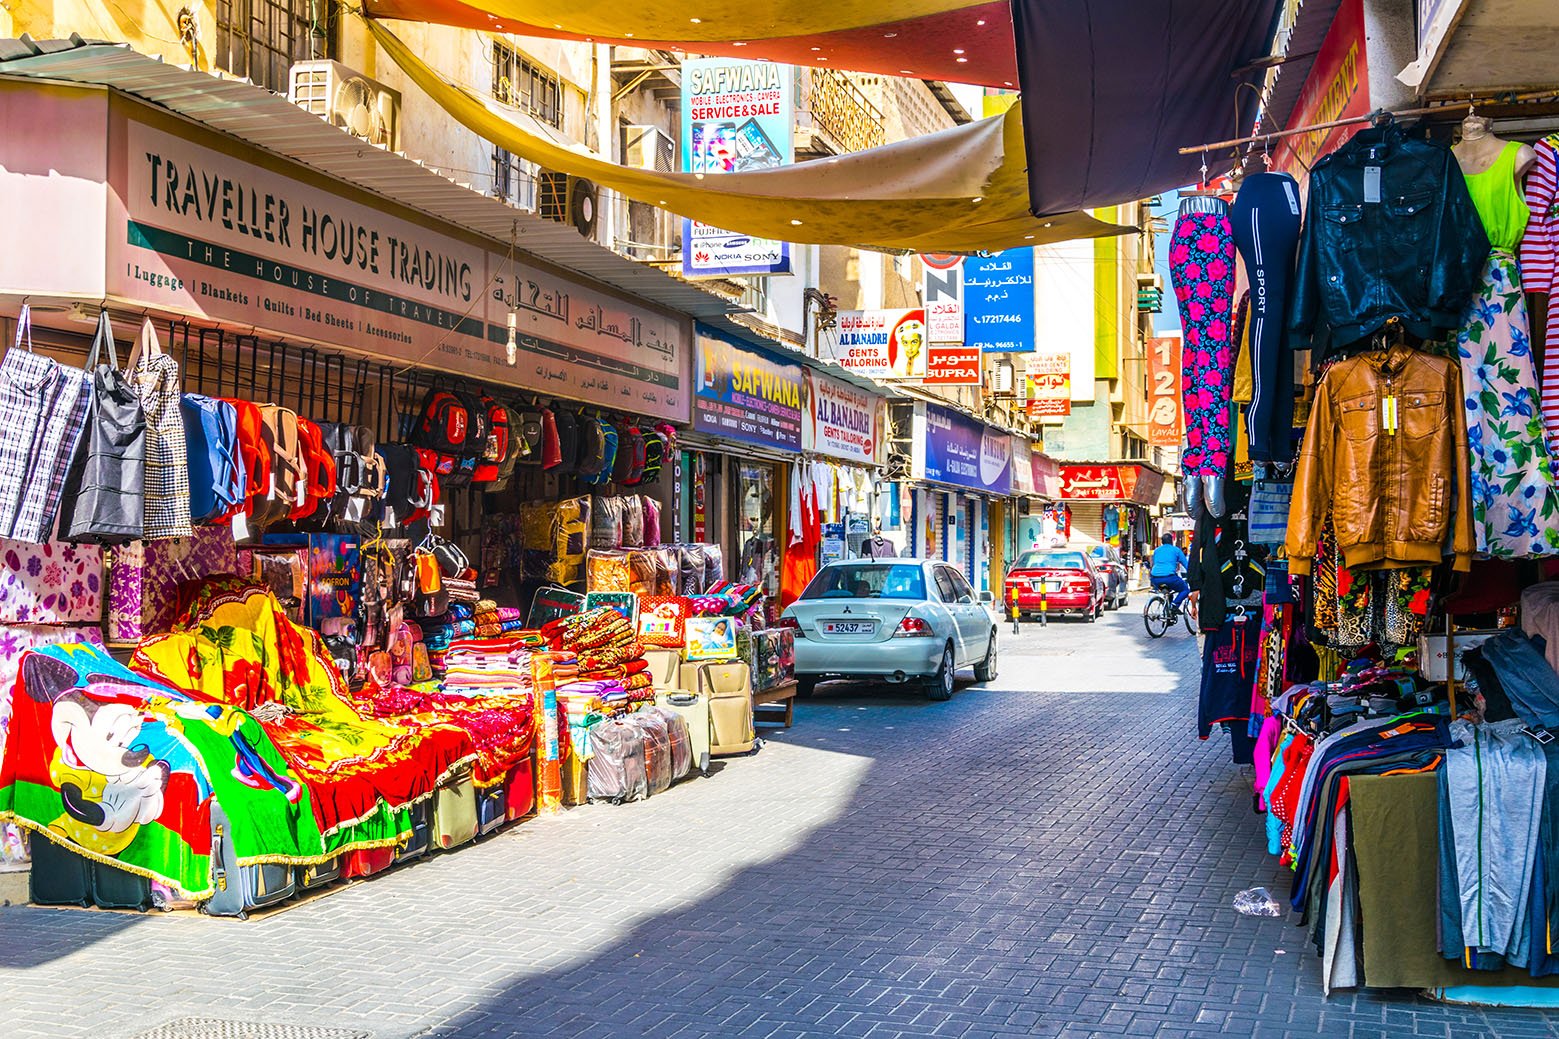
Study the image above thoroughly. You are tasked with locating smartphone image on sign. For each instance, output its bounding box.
[731,118,784,170]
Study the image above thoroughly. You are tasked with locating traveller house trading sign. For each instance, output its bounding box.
[106,115,688,422]
[693,325,802,450]
[681,57,794,278]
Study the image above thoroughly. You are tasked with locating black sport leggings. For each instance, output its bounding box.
[1230,172,1302,463]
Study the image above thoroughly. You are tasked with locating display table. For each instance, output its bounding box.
[752,679,796,728]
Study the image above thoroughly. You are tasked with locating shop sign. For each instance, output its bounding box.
[927,300,963,344]
[924,345,980,385]
[803,369,881,464]
[1146,336,1182,447]
[681,58,794,277]
[923,404,1012,496]
[963,248,1036,353]
[693,327,802,451]
[1031,452,1063,499]
[1026,351,1071,417]
[1056,464,1165,506]
[1272,0,1369,181]
[105,116,689,422]
[828,309,926,379]
[1011,437,1035,496]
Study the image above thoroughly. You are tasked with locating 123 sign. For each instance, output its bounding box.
[1145,336,1182,446]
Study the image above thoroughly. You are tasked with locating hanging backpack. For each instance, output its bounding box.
[377,443,419,528]
[587,420,619,486]
[639,430,666,485]
[414,389,472,456]
[612,421,636,484]
[577,416,607,479]
[291,418,337,521]
[454,391,491,460]
[180,394,246,525]
[57,310,145,544]
[223,399,269,520]
[473,396,509,484]
[552,407,580,474]
[537,408,561,470]
[410,448,441,523]
[619,425,647,485]
[251,405,305,531]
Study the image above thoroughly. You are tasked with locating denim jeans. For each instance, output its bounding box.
[1153,574,1190,609]
[1482,630,1559,728]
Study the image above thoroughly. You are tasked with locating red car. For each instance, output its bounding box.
[1004,548,1106,622]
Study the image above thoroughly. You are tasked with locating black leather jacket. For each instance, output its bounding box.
[1289,122,1489,360]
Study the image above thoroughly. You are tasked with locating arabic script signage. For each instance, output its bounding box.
[924,404,1012,496]
[803,369,881,464]
[963,248,1036,353]
[828,309,926,379]
[694,326,802,451]
[924,345,980,385]
[1056,464,1165,506]
[104,113,688,421]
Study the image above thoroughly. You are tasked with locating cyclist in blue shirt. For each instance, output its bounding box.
[1149,533,1191,613]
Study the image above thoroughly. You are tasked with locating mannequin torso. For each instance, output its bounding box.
[1454,115,1537,180]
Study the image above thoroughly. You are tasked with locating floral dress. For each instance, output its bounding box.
[1169,200,1238,478]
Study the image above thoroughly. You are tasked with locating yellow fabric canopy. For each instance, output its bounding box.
[372,0,984,43]
[364,17,1126,254]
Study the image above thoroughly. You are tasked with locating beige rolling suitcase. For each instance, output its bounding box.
[696,660,756,756]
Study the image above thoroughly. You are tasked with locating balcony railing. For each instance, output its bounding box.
[800,68,886,155]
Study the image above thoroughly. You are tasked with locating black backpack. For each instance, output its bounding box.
[552,407,580,474]
[414,389,472,456]
[577,415,607,478]
[453,390,491,460]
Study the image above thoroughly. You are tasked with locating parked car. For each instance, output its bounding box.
[1085,544,1131,610]
[1003,548,1106,622]
[780,559,998,701]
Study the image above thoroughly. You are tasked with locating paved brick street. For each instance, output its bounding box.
[5,602,1559,1038]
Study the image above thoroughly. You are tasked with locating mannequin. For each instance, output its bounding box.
[1453,111,1537,181]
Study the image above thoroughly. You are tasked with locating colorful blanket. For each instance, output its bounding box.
[349,683,536,787]
[133,579,476,836]
[0,643,324,896]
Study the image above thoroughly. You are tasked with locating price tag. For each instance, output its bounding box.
[1363,166,1382,203]
[1383,395,1398,436]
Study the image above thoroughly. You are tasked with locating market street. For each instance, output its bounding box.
[1,604,1554,1039]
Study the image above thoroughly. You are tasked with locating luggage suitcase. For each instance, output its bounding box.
[506,756,536,821]
[205,803,295,918]
[90,859,152,911]
[647,705,692,782]
[28,835,92,907]
[643,648,684,690]
[586,718,648,803]
[630,710,673,797]
[341,845,396,879]
[698,661,756,756]
[476,780,507,836]
[656,689,712,773]
[395,801,433,862]
[294,857,342,891]
[434,767,478,850]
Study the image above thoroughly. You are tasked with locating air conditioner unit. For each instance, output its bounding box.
[537,171,599,238]
[623,125,676,172]
[290,59,400,152]
[990,360,1015,394]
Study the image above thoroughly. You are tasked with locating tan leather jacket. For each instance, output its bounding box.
[1287,344,1472,576]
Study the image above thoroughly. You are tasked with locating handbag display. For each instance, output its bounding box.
[57,310,145,544]
[128,319,192,541]
[1247,480,1293,547]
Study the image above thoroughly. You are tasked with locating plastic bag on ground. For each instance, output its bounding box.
[1233,887,1283,917]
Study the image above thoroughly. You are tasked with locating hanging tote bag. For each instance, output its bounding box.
[0,305,93,544]
[57,310,146,544]
[128,319,192,541]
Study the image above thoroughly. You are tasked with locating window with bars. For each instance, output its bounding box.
[215,0,333,94]
[491,42,563,129]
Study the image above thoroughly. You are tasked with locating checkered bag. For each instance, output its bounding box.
[129,319,192,541]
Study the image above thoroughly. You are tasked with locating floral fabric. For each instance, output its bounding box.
[1455,249,1559,557]
[0,537,102,624]
[1169,208,1238,478]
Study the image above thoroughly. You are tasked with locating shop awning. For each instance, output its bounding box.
[365,0,1017,87]
[1012,0,1284,215]
[0,36,743,322]
[363,17,1125,254]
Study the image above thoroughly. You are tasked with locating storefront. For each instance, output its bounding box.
[688,324,803,622]
[801,367,886,566]
[0,69,792,898]
[1044,462,1165,569]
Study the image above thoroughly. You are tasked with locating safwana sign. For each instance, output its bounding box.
[694,326,802,450]
[804,370,881,464]
[924,404,1012,495]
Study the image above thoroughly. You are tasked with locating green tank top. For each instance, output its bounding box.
[1464,140,1530,251]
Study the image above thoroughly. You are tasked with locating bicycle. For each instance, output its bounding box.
[1142,584,1197,638]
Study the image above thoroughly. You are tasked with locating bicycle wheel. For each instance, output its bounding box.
[1182,603,1198,635]
[1142,594,1170,638]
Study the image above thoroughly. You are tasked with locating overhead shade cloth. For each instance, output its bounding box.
[364,17,1126,254]
[1012,0,1283,216]
[364,0,1017,86]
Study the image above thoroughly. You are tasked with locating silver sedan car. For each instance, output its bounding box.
[779,559,998,701]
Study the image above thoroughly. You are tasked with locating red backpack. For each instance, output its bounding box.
[473,396,510,484]
[415,390,472,456]
[291,418,338,520]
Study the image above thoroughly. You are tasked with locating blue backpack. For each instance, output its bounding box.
[181,394,246,524]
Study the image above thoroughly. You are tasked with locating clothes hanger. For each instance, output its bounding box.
[1179,150,1228,199]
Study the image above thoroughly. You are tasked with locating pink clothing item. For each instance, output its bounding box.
[1252,715,1281,810]
[1522,137,1559,453]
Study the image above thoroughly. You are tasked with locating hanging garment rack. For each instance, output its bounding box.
[1178,88,1559,157]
